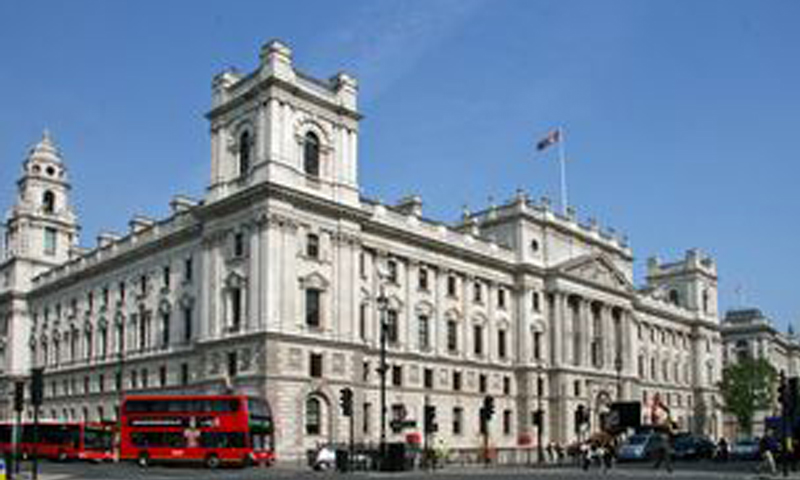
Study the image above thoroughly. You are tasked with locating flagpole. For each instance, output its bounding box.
[558,126,568,215]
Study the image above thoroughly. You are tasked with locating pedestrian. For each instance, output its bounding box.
[652,431,673,473]
[758,437,777,475]
[716,437,729,462]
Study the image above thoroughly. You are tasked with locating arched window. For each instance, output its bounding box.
[305,397,322,435]
[303,132,320,177]
[42,190,55,214]
[238,130,252,176]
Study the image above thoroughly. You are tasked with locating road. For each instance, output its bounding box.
[4,459,786,480]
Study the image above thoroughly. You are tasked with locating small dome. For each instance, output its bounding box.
[27,129,63,164]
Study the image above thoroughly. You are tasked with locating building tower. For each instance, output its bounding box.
[0,131,80,386]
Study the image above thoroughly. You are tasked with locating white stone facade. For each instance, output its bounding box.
[0,40,723,461]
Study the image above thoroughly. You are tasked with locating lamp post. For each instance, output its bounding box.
[536,367,544,463]
[376,274,389,465]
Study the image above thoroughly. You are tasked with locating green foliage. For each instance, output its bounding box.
[719,357,777,435]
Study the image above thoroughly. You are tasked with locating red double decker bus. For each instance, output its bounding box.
[0,421,114,462]
[119,394,274,468]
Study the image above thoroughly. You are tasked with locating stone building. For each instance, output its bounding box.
[720,308,800,437]
[0,40,723,461]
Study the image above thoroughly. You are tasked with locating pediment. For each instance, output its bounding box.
[556,253,633,292]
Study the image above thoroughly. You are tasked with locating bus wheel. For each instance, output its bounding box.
[57,450,68,462]
[205,454,220,469]
[137,452,150,468]
[241,454,252,468]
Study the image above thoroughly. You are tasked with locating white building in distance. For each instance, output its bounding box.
[0,40,723,461]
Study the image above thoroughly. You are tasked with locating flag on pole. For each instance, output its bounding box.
[536,128,561,151]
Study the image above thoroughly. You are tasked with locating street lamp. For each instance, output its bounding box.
[536,367,544,463]
[375,266,390,465]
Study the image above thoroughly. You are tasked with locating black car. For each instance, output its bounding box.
[673,435,716,460]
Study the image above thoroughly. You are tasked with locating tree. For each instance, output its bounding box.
[719,357,777,435]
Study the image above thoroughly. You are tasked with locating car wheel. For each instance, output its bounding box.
[137,452,150,468]
[205,454,221,469]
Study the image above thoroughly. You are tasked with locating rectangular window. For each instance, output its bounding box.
[227,351,238,377]
[424,368,434,389]
[162,265,171,289]
[359,304,367,341]
[453,407,463,435]
[119,282,126,303]
[532,292,541,312]
[180,363,189,386]
[447,320,458,352]
[503,410,512,435]
[184,257,193,283]
[306,233,319,258]
[98,374,104,393]
[387,260,398,283]
[183,307,192,343]
[306,289,321,328]
[234,232,245,257]
[310,353,323,378]
[386,310,399,343]
[534,332,542,360]
[418,315,430,350]
[473,281,482,303]
[103,287,109,307]
[453,371,462,391]
[418,268,428,290]
[392,365,403,387]
[44,227,56,255]
[503,376,511,395]
[478,374,487,393]
[573,380,581,397]
[141,369,149,388]
[447,275,457,297]
[498,330,507,360]
[363,402,371,434]
[159,365,167,387]
[87,292,94,313]
[498,288,506,309]
[230,287,242,332]
[140,274,147,296]
[537,377,544,397]
[473,324,483,356]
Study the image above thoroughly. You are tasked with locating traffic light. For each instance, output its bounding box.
[482,395,495,421]
[424,405,437,433]
[13,381,24,413]
[789,377,799,419]
[30,367,44,407]
[339,387,353,417]
[532,409,544,428]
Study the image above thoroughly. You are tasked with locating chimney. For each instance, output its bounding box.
[170,195,197,214]
[129,215,155,234]
[97,231,121,249]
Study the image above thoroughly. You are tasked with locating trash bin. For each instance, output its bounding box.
[335,449,350,472]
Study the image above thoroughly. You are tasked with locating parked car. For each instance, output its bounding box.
[673,435,716,460]
[617,433,666,462]
[730,438,760,461]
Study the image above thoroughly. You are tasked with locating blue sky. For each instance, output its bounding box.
[1,1,798,328]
